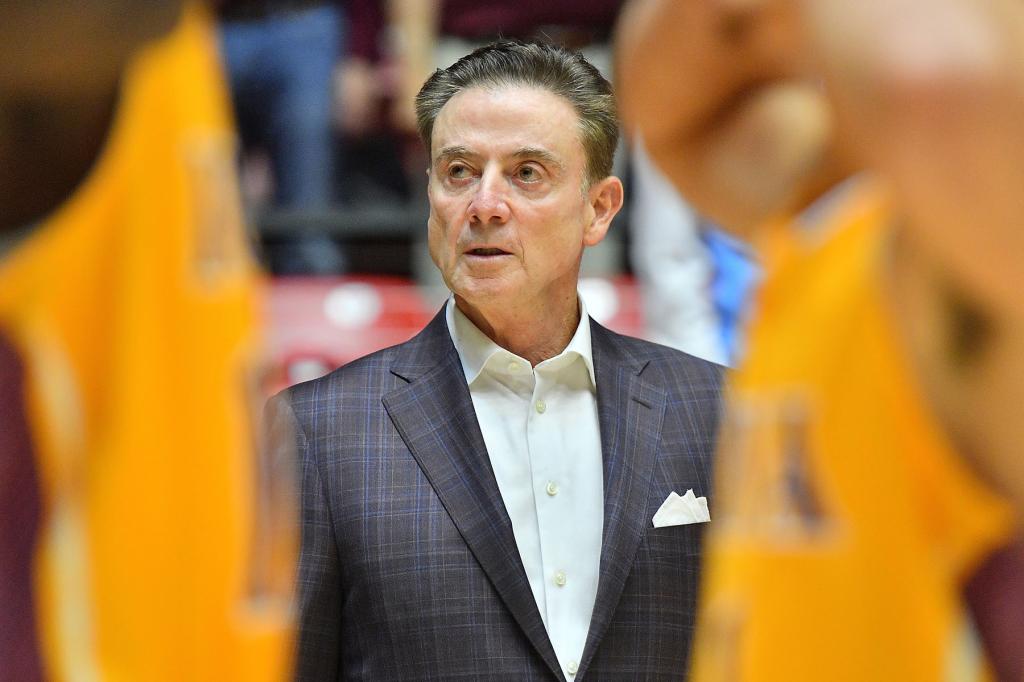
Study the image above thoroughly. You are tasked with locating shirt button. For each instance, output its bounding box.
[508,361,520,374]
[553,570,567,587]
[535,399,546,414]
[567,661,579,676]
[545,481,559,497]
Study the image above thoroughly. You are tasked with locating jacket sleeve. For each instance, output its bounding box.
[267,392,343,681]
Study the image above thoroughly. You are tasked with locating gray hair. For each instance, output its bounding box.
[415,40,619,185]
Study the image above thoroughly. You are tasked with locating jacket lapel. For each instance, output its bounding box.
[578,321,667,677]
[381,309,564,679]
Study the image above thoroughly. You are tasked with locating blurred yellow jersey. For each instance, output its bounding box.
[692,180,1016,681]
[0,5,293,680]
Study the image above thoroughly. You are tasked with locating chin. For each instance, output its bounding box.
[451,277,517,308]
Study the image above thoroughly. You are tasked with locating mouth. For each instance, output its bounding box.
[465,247,511,257]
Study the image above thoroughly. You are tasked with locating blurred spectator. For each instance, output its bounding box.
[332,7,417,212]
[218,0,342,207]
[217,0,381,273]
[389,0,623,132]
[702,227,759,365]
[629,135,759,366]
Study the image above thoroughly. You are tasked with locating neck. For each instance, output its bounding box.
[455,288,582,366]
[791,151,860,219]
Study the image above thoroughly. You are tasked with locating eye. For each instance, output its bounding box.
[448,163,471,179]
[515,164,541,182]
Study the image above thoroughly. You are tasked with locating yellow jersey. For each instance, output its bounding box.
[0,5,293,680]
[692,180,1016,681]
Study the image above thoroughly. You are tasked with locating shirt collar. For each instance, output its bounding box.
[445,296,597,387]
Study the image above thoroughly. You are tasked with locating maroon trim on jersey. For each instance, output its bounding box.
[0,330,45,682]
[964,538,1024,682]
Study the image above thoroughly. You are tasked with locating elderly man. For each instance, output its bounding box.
[272,41,723,680]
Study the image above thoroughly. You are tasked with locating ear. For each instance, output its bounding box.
[583,176,624,247]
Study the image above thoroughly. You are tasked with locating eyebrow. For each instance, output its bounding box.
[511,147,565,173]
[433,145,565,173]
[434,145,475,166]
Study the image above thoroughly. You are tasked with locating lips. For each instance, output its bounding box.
[466,247,510,256]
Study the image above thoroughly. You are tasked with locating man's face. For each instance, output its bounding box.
[427,85,610,311]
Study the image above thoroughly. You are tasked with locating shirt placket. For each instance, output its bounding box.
[529,366,580,676]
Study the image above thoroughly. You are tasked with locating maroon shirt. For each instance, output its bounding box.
[0,329,44,682]
[964,538,1024,681]
[439,0,624,42]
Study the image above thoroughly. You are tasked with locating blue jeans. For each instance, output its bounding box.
[221,4,343,208]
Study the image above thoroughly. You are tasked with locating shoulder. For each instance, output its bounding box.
[276,307,456,431]
[276,342,408,422]
[593,326,726,451]
[637,338,725,408]
[592,320,726,393]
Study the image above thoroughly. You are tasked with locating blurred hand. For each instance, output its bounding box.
[389,56,431,134]
[334,58,380,134]
[386,0,440,135]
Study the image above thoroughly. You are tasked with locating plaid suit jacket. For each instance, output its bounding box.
[271,308,723,681]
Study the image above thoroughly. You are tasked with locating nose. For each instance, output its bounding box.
[467,167,511,225]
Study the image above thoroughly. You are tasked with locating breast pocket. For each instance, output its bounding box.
[626,512,705,627]
[642,520,706,560]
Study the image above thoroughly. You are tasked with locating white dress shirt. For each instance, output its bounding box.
[446,297,604,679]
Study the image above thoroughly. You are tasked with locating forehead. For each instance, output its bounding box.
[431,85,585,163]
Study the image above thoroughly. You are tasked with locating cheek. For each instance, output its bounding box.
[427,215,447,268]
[521,209,587,272]
[427,199,464,265]
[428,190,462,231]
[539,198,588,246]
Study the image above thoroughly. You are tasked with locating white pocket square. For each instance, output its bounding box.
[652,489,710,528]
